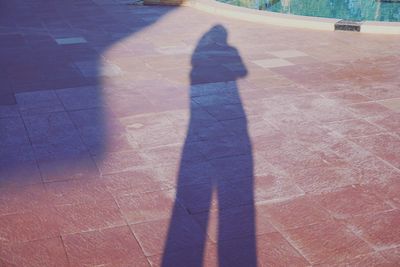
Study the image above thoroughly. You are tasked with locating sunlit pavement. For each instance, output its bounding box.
[1,0,400,266]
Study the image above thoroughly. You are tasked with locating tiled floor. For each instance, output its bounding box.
[0,0,400,266]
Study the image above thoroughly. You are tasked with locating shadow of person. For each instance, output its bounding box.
[161,25,257,267]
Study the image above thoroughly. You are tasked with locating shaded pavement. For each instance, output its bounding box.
[1,0,400,266]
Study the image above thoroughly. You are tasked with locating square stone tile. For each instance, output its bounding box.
[351,133,400,169]
[55,37,87,45]
[130,215,204,256]
[345,209,400,250]
[63,226,148,267]
[0,209,60,244]
[219,232,310,266]
[117,190,186,224]
[0,117,30,146]
[311,185,392,219]
[55,199,125,234]
[268,49,308,58]
[258,196,332,231]
[0,237,69,267]
[75,61,122,77]
[252,58,294,69]
[284,221,372,265]
[376,98,400,112]
[16,90,64,115]
[55,86,104,111]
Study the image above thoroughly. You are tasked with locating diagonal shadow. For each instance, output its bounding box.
[161,25,257,267]
[0,0,175,185]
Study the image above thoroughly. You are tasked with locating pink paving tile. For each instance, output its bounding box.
[368,113,400,135]
[314,252,391,267]
[63,226,148,267]
[253,174,304,203]
[283,221,373,265]
[259,196,332,231]
[351,133,400,168]
[148,242,219,267]
[348,102,395,119]
[102,169,170,198]
[194,204,277,243]
[345,210,400,250]
[321,90,371,105]
[325,119,386,138]
[362,174,400,209]
[45,178,113,206]
[312,185,392,219]
[141,144,204,167]
[94,149,146,175]
[0,184,49,215]
[0,237,69,267]
[219,232,310,267]
[292,165,360,194]
[380,246,400,265]
[0,209,60,244]
[130,215,205,256]
[117,190,186,224]
[55,199,125,234]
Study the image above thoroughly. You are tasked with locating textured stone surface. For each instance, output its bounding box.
[0,0,400,265]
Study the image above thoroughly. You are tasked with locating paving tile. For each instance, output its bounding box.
[102,169,169,197]
[0,104,20,118]
[0,116,30,146]
[0,237,69,267]
[22,111,81,146]
[148,241,218,267]
[351,133,400,168]
[219,232,310,267]
[55,86,105,110]
[130,215,205,256]
[368,113,400,135]
[194,204,277,243]
[380,246,400,265]
[345,209,400,250]
[258,196,332,231]
[268,49,308,58]
[0,208,60,244]
[0,160,42,188]
[348,102,394,119]
[0,184,49,215]
[94,150,146,175]
[15,90,64,115]
[377,98,400,112]
[45,178,113,206]
[75,61,122,77]
[283,221,373,265]
[117,190,186,224]
[37,152,100,182]
[322,90,371,105]
[325,119,385,138]
[314,252,391,267]
[55,199,125,234]
[312,185,392,219]
[55,37,87,45]
[252,58,294,69]
[63,226,148,267]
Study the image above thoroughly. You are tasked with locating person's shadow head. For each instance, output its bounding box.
[190,24,248,86]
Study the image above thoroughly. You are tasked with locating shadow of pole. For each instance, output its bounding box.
[161,25,257,267]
